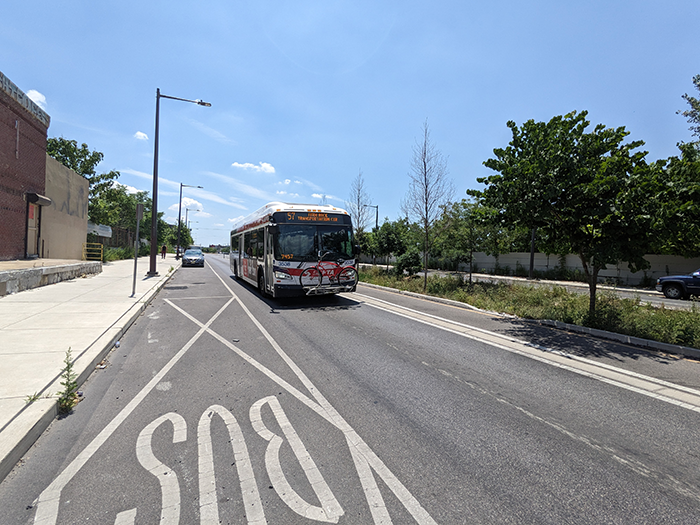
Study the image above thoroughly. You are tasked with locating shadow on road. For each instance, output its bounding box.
[228,275,362,312]
[496,317,679,365]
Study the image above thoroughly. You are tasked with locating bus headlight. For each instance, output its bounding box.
[274,271,293,280]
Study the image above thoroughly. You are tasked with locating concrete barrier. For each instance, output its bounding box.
[0,262,102,296]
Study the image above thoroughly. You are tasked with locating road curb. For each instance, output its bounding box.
[357,282,700,360]
[0,265,178,483]
[529,319,700,360]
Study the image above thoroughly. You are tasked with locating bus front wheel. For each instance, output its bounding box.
[258,271,266,296]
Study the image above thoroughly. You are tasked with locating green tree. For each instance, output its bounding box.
[375,218,410,271]
[678,74,700,140]
[475,111,653,316]
[47,137,120,224]
[649,142,700,256]
[434,199,490,283]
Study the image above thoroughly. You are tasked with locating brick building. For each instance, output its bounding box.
[0,71,51,260]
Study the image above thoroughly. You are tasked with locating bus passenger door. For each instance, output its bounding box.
[265,228,274,295]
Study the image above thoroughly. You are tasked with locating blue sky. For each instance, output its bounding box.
[2,1,699,246]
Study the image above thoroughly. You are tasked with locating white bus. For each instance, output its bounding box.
[230,202,358,298]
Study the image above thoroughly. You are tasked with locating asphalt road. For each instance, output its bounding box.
[2,255,700,524]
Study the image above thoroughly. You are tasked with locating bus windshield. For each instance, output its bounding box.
[274,224,354,262]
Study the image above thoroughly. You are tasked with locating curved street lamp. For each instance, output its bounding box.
[185,208,200,230]
[148,88,211,276]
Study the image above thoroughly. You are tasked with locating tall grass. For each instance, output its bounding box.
[358,267,700,349]
[103,246,134,262]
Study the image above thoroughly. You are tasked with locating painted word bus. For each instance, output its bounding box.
[230,202,358,298]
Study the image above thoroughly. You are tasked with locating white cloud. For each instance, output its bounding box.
[214,223,224,227]
[228,216,245,223]
[205,171,275,201]
[120,168,152,181]
[231,162,276,173]
[26,90,46,109]
[114,182,141,194]
[276,190,287,195]
[168,197,204,213]
[187,118,235,144]
[134,131,148,140]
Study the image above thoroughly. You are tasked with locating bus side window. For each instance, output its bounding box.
[244,232,252,258]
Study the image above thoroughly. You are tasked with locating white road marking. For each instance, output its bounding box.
[135,413,187,524]
[113,508,136,525]
[250,396,344,523]
[207,267,439,524]
[198,405,265,525]
[171,297,432,523]
[32,298,234,525]
[353,292,700,412]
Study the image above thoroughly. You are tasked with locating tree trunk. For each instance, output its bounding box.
[423,252,428,291]
[579,253,600,316]
[588,274,598,315]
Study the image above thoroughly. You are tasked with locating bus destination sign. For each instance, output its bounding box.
[275,211,350,224]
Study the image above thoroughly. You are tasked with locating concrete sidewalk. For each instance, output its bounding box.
[0,254,178,482]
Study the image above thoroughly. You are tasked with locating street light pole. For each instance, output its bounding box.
[176,183,203,259]
[185,208,200,230]
[147,88,211,276]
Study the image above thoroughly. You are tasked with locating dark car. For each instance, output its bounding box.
[656,269,700,299]
[182,248,204,267]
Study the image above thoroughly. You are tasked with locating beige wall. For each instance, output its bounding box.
[41,155,88,259]
[463,252,700,285]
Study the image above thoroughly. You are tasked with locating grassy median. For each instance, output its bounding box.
[359,266,700,350]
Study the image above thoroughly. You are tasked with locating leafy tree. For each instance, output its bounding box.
[354,229,373,258]
[433,199,491,284]
[649,142,700,256]
[401,120,455,290]
[474,111,653,316]
[375,218,410,270]
[678,74,700,140]
[47,137,120,224]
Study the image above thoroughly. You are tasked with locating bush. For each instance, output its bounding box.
[103,246,134,262]
[395,249,422,276]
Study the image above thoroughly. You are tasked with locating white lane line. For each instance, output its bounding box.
[198,405,265,525]
[353,292,700,412]
[135,413,187,525]
[205,265,439,524]
[357,292,700,396]
[33,298,235,525]
[250,396,344,523]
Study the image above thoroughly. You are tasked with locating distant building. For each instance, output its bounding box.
[0,71,87,260]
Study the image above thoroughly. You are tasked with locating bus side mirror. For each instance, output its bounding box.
[269,225,279,235]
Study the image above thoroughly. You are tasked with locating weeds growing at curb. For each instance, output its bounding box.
[57,348,79,414]
[25,392,40,404]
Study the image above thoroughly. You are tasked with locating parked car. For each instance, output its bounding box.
[182,248,205,267]
[656,269,700,299]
